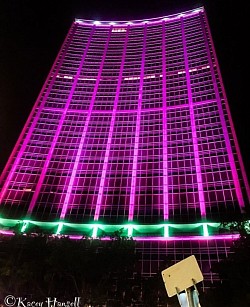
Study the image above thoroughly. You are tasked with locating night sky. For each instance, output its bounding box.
[0,0,249,181]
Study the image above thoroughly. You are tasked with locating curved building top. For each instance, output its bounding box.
[75,7,204,27]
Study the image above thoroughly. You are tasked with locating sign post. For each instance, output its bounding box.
[161,255,203,307]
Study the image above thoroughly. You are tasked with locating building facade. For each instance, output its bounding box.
[0,7,249,288]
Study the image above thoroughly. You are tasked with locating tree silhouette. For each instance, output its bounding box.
[0,233,140,305]
[205,217,250,307]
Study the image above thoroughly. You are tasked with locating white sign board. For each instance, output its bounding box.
[161,255,203,297]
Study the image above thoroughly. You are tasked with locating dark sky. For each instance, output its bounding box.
[0,0,249,181]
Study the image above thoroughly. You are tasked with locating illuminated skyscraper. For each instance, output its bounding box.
[0,7,249,288]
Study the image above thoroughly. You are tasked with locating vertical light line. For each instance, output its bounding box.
[200,12,248,207]
[21,221,29,233]
[60,27,113,219]
[162,21,169,220]
[127,224,133,237]
[0,23,76,203]
[92,225,99,238]
[94,27,130,221]
[164,225,169,237]
[56,222,64,235]
[181,18,206,218]
[128,25,147,221]
[27,26,96,215]
[203,223,209,237]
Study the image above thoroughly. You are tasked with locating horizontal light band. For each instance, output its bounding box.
[0,217,241,239]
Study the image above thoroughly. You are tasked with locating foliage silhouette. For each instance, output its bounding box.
[205,216,250,307]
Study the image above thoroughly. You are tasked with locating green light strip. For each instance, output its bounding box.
[0,217,222,238]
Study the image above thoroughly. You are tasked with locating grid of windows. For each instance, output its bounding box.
[165,21,188,107]
[167,108,200,221]
[1,8,249,222]
[0,7,249,283]
[2,6,248,223]
[136,238,233,289]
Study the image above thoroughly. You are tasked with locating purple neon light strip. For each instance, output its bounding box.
[59,27,95,218]
[128,25,147,221]
[0,230,15,236]
[161,21,169,220]
[28,26,95,215]
[200,12,248,206]
[0,229,238,241]
[181,18,206,218]
[0,24,76,203]
[58,27,97,218]
[67,234,238,241]
[60,27,113,220]
[133,234,239,241]
[94,27,130,221]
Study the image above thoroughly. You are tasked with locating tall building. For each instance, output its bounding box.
[0,7,249,288]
